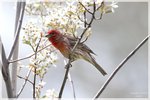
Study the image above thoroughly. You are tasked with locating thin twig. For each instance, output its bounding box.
[79,2,93,15]
[58,1,98,98]
[81,36,89,44]
[94,2,104,20]
[58,62,71,98]
[93,34,150,99]
[33,68,37,98]
[17,69,32,98]
[33,38,42,98]
[77,14,89,26]
[68,72,76,99]
[17,75,33,84]
[35,38,42,58]
[93,0,96,12]
[84,11,87,27]
[96,1,104,11]
[9,44,51,63]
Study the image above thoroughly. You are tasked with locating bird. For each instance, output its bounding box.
[46,29,107,76]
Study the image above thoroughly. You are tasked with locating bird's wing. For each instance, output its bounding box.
[63,34,77,46]
[78,43,96,55]
[64,34,96,55]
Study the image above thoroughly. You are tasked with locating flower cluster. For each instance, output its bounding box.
[22,21,57,79]
[25,0,118,36]
[43,89,58,98]
[21,0,118,98]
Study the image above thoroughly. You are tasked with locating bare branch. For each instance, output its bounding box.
[12,2,22,97]
[59,1,99,98]
[8,2,26,61]
[68,72,76,99]
[58,62,71,98]
[96,1,104,11]
[94,1,104,20]
[79,2,93,15]
[93,34,150,99]
[0,36,13,98]
[9,44,51,63]
[1,2,26,97]
[33,37,42,98]
[33,68,37,98]
[81,33,90,43]
[94,12,103,20]
[17,69,32,98]
[77,14,89,26]
[17,75,33,84]
[83,11,87,27]
[35,38,42,59]
[93,0,96,12]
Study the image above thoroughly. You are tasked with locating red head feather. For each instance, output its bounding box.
[47,30,67,51]
[47,30,61,44]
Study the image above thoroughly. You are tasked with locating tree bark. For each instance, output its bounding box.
[0,36,13,98]
[11,2,22,97]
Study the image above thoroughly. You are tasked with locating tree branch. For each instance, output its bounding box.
[9,44,51,63]
[1,1,25,97]
[0,36,13,98]
[17,69,32,98]
[68,72,76,99]
[17,75,33,85]
[11,2,22,97]
[58,62,71,98]
[33,37,42,98]
[93,34,150,99]
[79,2,93,15]
[7,1,26,61]
[58,1,99,98]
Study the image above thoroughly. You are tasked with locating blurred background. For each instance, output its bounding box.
[0,2,148,98]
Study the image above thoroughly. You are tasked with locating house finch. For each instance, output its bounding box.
[46,30,107,75]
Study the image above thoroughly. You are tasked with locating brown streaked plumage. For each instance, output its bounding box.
[46,30,107,75]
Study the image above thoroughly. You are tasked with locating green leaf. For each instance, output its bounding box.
[23,40,31,45]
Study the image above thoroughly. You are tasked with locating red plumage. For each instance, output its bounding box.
[46,29,107,75]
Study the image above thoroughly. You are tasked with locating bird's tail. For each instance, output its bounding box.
[85,54,107,76]
[91,59,107,76]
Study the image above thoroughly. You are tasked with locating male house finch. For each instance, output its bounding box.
[46,30,107,76]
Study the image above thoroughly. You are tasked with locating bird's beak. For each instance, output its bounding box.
[45,34,53,38]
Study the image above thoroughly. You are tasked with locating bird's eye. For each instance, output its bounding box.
[51,32,55,35]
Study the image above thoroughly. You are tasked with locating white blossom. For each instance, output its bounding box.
[110,1,118,13]
[45,89,58,98]
[39,81,46,87]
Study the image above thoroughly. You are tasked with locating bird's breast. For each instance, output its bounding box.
[52,40,71,58]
